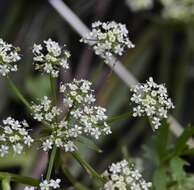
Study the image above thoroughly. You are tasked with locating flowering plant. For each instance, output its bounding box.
[0,20,193,190]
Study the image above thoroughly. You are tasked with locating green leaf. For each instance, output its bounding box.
[154,120,170,160]
[170,157,188,182]
[153,168,168,190]
[174,127,194,156]
[0,172,39,186]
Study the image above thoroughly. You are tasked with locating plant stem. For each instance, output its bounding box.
[72,151,105,183]
[7,77,31,111]
[106,111,131,123]
[1,178,11,190]
[7,77,49,127]
[46,145,57,180]
[0,172,39,187]
[50,75,57,106]
[46,76,58,181]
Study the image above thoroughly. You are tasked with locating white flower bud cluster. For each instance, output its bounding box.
[80,21,134,63]
[102,160,152,190]
[126,0,153,12]
[0,39,21,76]
[32,39,70,77]
[24,178,61,190]
[0,117,34,157]
[32,79,111,152]
[161,0,194,21]
[130,77,174,130]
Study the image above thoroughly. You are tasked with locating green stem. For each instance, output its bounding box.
[72,151,104,183]
[46,144,57,180]
[1,178,11,190]
[7,77,49,127]
[106,111,131,123]
[45,76,59,181]
[50,75,57,106]
[0,172,39,187]
[7,77,31,111]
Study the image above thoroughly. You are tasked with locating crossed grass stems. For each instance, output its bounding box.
[0,74,132,189]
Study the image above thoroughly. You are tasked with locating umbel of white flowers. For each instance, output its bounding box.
[32,79,111,152]
[24,178,61,190]
[33,39,70,78]
[0,39,21,76]
[80,21,134,63]
[130,77,174,130]
[0,117,34,157]
[102,160,152,190]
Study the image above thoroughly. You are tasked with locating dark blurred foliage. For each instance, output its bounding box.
[1,0,194,189]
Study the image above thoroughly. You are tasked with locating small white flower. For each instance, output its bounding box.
[24,135,34,146]
[64,141,77,152]
[39,180,50,190]
[42,139,53,151]
[0,145,9,157]
[110,163,121,174]
[50,179,61,189]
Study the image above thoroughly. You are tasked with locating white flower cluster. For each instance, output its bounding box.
[161,0,194,21]
[126,0,153,12]
[24,178,61,190]
[102,160,152,190]
[80,21,134,63]
[60,79,112,139]
[32,79,111,152]
[0,117,34,157]
[130,77,174,130]
[0,39,21,76]
[33,38,70,77]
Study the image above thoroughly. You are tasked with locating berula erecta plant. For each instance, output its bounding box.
[0,20,193,190]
